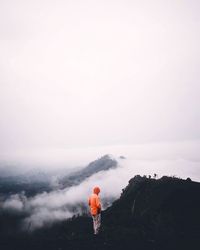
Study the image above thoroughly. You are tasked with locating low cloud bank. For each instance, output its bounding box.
[3,193,26,211]
[1,140,200,230]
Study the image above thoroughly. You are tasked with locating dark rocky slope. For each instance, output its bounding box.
[1,175,200,250]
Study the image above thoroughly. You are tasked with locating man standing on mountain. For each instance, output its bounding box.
[88,186,101,235]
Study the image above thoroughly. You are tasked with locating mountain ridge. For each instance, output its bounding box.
[1,174,200,250]
[59,154,118,188]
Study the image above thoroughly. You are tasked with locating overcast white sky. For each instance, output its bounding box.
[0,0,200,163]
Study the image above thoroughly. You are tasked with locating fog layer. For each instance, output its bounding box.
[2,140,200,229]
[0,0,200,152]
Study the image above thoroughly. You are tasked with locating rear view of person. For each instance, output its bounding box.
[88,186,101,235]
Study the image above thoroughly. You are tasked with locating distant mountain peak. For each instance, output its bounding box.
[119,155,126,159]
[60,155,118,188]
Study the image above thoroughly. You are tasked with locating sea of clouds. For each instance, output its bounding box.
[1,140,200,230]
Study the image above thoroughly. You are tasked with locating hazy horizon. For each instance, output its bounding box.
[0,0,200,179]
[0,140,199,183]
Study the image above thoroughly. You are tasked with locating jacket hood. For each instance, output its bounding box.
[93,186,100,195]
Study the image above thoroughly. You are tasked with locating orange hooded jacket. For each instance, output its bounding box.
[88,187,101,216]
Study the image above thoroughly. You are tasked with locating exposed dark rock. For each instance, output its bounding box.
[1,175,200,250]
